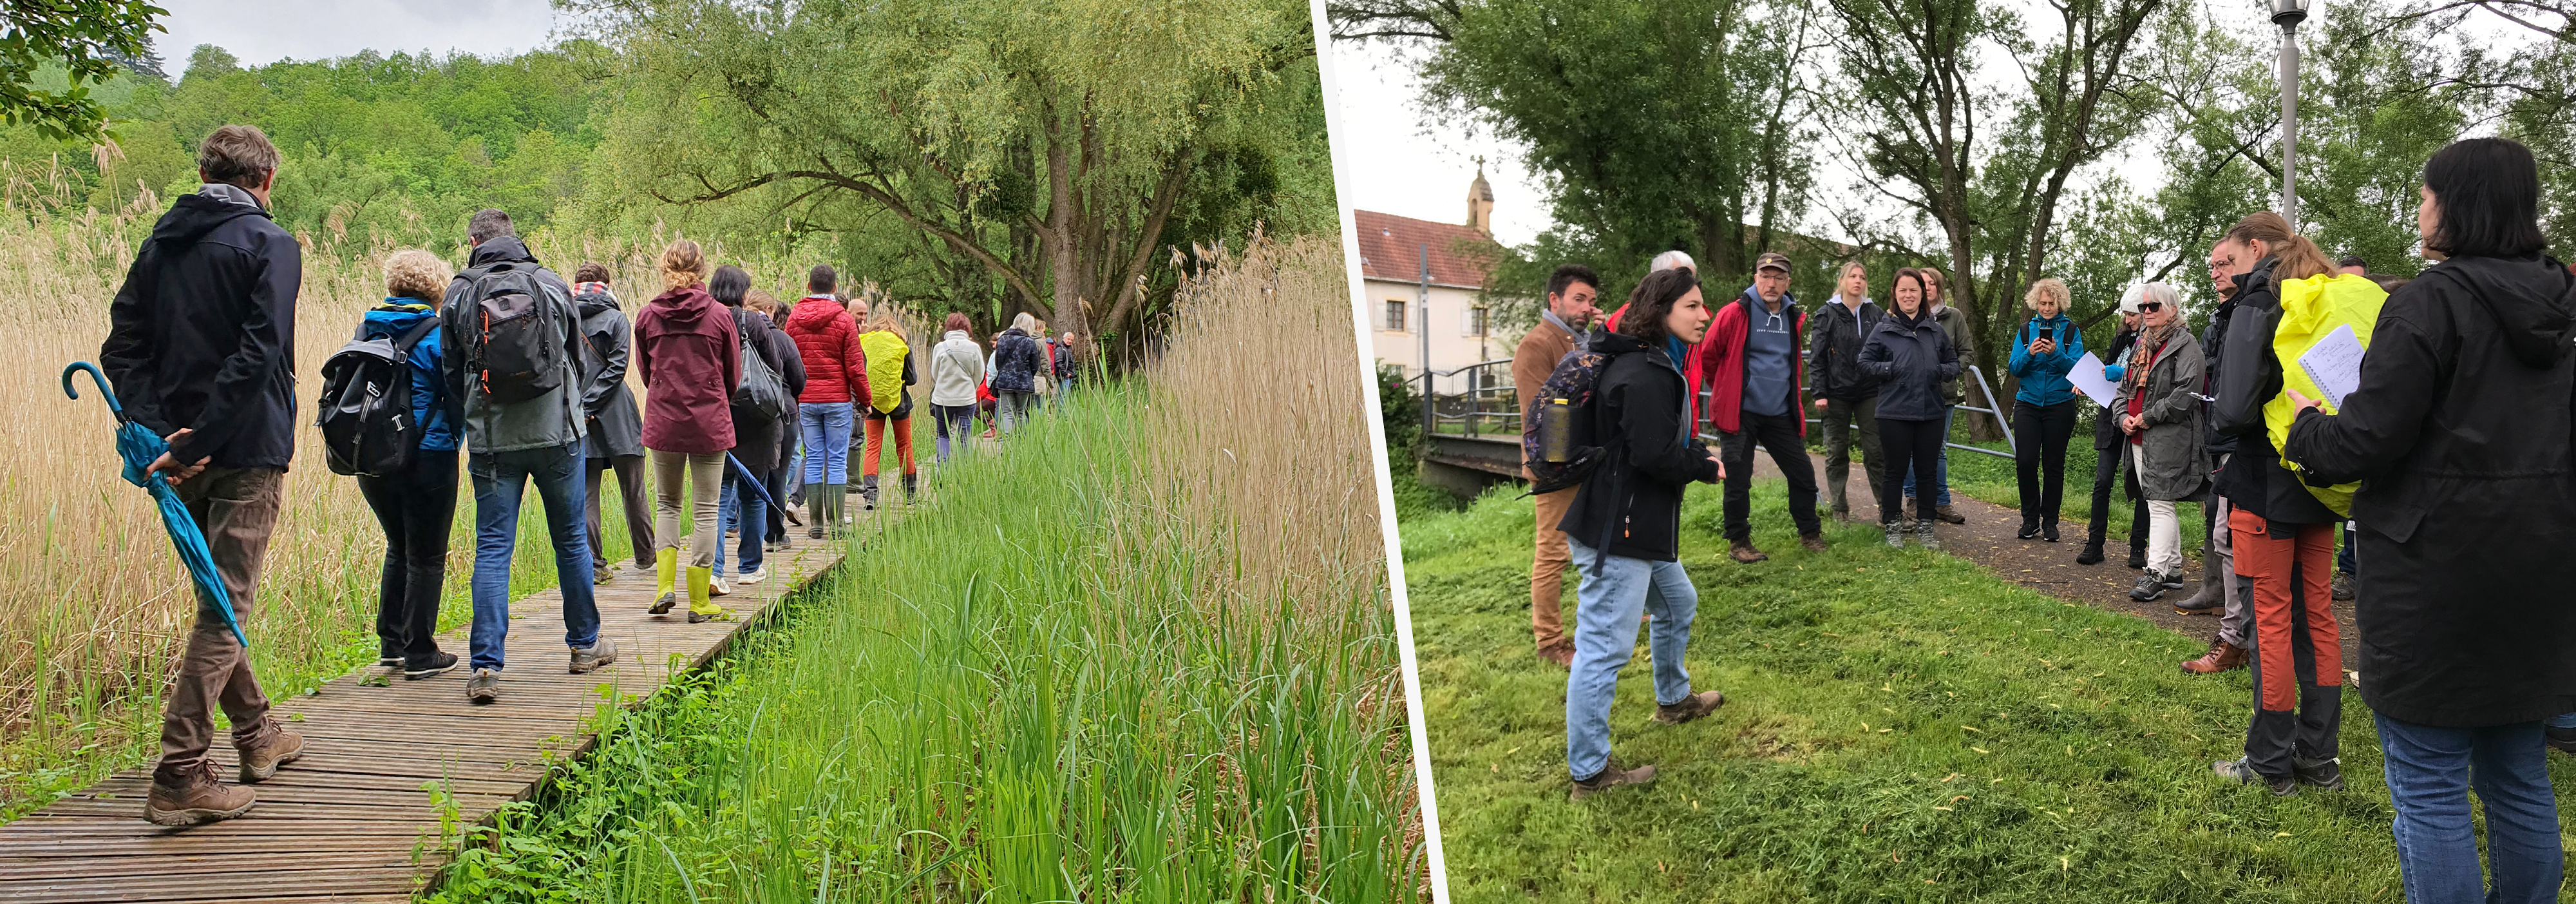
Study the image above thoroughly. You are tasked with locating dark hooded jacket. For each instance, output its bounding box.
[2212,257,2340,527]
[100,186,301,469]
[2201,294,2239,460]
[993,327,1045,393]
[575,287,645,460]
[1558,328,1722,562]
[2282,253,2576,727]
[440,236,586,455]
[635,285,739,455]
[1856,307,1960,421]
[355,302,459,454]
[726,305,805,462]
[1806,296,1886,402]
[2094,326,2140,451]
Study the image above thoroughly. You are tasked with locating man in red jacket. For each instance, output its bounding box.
[1702,252,1825,562]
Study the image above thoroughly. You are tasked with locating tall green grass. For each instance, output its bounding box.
[427,235,1423,901]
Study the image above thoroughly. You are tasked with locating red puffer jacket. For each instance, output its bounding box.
[783,294,870,405]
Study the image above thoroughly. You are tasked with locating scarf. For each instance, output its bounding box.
[1664,335,1690,372]
[2125,320,2179,394]
[574,282,612,298]
[1542,309,1590,351]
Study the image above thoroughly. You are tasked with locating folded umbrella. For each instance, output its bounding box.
[62,362,246,647]
[726,452,779,512]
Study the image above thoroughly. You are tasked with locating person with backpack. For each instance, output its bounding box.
[709,266,802,588]
[102,125,307,824]
[1702,252,1825,563]
[1556,267,1728,801]
[1858,267,1961,550]
[571,264,652,586]
[636,240,740,624]
[992,313,1046,434]
[1809,260,1888,523]
[347,250,462,684]
[2206,210,2342,796]
[929,313,985,463]
[1899,266,1972,525]
[784,265,868,539]
[2114,282,2207,604]
[857,310,920,507]
[440,208,616,705]
[2284,139,2575,898]
[2007,278,2086,542]
[1511,264,1599,668]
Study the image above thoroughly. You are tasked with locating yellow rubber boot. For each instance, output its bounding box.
[649,548,680,615]
[687,566,728,622]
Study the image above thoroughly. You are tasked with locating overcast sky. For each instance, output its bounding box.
[156,0,555,68]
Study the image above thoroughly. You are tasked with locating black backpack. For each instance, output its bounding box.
[451,262,564,403]
[1520,344,1614,495]
[317,318,440,477]
[730,309,792,420]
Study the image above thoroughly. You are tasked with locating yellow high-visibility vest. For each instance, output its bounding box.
[2267,273,2389,517]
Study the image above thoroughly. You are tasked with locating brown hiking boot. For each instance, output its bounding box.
[2181,640,2247,675]
[1799,534,1829,552]
[1653,689,1725,725]
[236,718,304,784]
[1570,758,1658,801]
[1728,540,1769,563]
[1934,505,1967,524]
[1537,641,1575,669]
[144,760,254,825]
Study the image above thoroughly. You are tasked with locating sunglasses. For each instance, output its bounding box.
[2137,302,2166,313]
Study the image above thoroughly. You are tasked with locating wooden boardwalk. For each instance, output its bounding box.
[0,532,853,903]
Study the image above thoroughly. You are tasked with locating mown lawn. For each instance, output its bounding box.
[1401,470,2575,903]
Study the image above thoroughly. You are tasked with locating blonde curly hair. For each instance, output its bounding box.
[2023,277,2071,312]
[383,249,453,303]
[660,239,707,291]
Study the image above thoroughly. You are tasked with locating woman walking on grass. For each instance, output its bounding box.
[929,313,983,463]
[634,240,738,624]
[784,266,867,539]
[1858,267,1960,550]
[2008,278,2084,541]
[856,309,920,508]
[2282,138,2576,901]
[2112,283,2206,604]
[353,249,462,680]
[1558,267,1727,802]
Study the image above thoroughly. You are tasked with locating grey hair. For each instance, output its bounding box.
[1649,250,1696,273]
[467,208,515,244]
[2137,282,2181,311]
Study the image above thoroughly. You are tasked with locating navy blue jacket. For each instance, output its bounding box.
[102,188,301,469]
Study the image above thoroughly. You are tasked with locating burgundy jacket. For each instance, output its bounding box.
[634,285,739,454]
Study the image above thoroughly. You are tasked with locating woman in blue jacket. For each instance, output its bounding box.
[2007,278,2085,541]
[354,250,464,680]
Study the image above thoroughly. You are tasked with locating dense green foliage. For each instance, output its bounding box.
[0,1,164,139]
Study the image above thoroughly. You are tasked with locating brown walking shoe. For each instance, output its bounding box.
[1569,758,1658,801]
[236,718,304,784]
[144,760,254,825]
[1934,505,1967,524]
[2181,640,2247,675]
[1537,641,1575,669]
[1728,540,1769,563]
[1653,689,1725,725]
[1799,534,1829,552]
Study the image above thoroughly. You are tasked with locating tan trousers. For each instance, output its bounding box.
[1531,486,1577,651]
[652,450,725,569]
[157,466,283,780]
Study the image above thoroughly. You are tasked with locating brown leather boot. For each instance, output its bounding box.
[1799,533,1829,552]
[1728,539,1769,563]
[2181,640,2248,675]
[1537,641,1575,669]
[144,760,254,825]
[236,718,305,784]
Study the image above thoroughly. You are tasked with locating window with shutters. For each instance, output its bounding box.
[1464,306,1488,337]
[1386,299,1407,332]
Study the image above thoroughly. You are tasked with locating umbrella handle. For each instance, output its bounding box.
[61,362,126,418]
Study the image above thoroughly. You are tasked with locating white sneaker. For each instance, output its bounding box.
[739,566,768,585]
[711,575,734,597]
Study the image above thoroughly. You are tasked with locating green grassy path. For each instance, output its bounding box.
[1402,472,2576,903]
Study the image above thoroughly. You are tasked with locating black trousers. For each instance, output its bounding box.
[1718,410,1822,541]
[585,454,654,571]
[2085,444,2151,549]
[357,450,458,665]
[2014,399,2079,524]
[765,465,790,541]
[1877,417,1946,524]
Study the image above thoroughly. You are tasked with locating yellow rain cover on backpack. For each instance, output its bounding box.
[2266,273,2389,517]
[858,330,909,415]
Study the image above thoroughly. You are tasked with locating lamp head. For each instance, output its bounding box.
[2271,0,2307,26]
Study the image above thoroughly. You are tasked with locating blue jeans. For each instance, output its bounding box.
[800,403,854,485]
[1564,538,1699,782]
[715,467,766,576]
[2339,522,2357,575]
[931,403,976,462]
[2376,714,2562,904]
[1900,404,1954,507]
[468,443,601,672]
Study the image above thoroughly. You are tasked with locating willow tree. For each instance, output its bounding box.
[568,0,1316,342]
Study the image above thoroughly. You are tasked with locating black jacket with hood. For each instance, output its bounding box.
[2200,295,2239,460]
[1806,297,1886,402]
[101,185,301,470]
[575,287,645,460]
[2282,253,2576,727]
[1558,328,1722,562]
[2211,257,2339,527]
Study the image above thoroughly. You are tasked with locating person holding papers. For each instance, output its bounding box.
[2078,300,2150,570]
[2112,283,2205,604]
[2282,137,2576,898]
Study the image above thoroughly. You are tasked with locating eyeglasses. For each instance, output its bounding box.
[2137,302,2166,313]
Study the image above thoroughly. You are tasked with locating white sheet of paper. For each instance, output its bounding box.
[2298,324,2365,410]
[2067,351,2122,409]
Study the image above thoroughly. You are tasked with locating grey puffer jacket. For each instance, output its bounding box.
[2114,327,2209,501]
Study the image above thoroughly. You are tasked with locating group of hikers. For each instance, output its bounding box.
[100,125,1081,826]
[1516,137,2576,901]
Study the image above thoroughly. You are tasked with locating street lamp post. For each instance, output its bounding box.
[2275,0,2309,224]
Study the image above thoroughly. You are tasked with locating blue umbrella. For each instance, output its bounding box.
[62,362,247,647]
[726,453,779,511]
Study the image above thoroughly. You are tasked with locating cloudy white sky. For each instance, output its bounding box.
[156,0,555,68]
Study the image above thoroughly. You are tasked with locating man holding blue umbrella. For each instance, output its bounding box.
[100,125,307,825]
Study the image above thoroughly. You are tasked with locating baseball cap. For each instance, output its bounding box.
[1754,251,1791,273]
